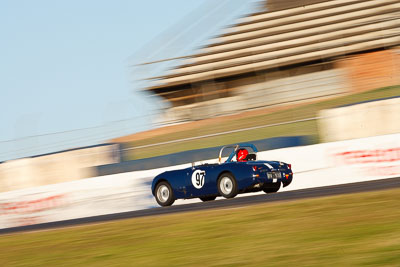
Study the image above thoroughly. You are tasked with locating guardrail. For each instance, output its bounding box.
[97,135,311,175]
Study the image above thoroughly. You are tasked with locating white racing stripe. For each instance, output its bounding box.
[264,163,274,169]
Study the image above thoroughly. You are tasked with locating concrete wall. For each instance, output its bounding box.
[0,144,120,193]
[318,97,400,142]
[2,132,399,229]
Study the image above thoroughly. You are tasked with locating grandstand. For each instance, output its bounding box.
[143,0,400,123]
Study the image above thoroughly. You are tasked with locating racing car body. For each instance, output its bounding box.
[151,144,293,206]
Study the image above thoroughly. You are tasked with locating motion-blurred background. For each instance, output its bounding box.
[1,0,399,192]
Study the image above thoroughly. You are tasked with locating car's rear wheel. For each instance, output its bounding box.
[263,182,281,193]
[155,181,175,206]
[200,196,217,202]
[217,173,238,199]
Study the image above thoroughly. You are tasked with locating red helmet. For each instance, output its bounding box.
[237,148,249,162]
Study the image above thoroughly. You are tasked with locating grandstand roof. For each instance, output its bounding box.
[145,0,400,102]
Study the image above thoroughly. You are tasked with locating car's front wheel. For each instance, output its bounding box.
[217,173,238,199]
[263,182,281,193]
[155,181,175,206]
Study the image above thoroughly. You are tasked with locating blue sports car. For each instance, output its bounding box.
[151,143,293,206]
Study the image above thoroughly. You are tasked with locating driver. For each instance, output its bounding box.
[236,148,249,162]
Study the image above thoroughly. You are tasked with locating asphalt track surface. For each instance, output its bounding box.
[1,177,399,235]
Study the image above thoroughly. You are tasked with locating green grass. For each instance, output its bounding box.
[125,85,400,160]
[1,188,400,266]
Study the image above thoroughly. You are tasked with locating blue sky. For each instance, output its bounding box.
[0,0,257,160]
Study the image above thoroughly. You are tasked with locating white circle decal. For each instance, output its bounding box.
[191,170,206,189]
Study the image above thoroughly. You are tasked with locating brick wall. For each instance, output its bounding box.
[337,48,400,93]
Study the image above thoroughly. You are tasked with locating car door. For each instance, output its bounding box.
[185,164,219,197]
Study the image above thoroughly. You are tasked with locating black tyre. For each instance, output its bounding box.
[155,181,175,206]
[217,173,238,199]
[200,196,217,202]
[263,182,281,193]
